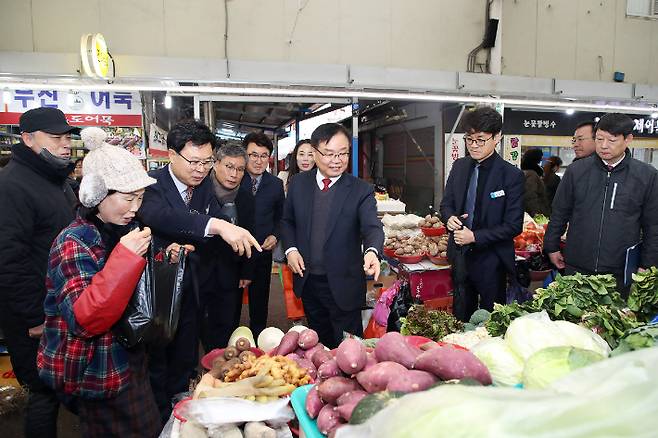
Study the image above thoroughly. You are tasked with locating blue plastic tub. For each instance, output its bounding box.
[290,384,324,438]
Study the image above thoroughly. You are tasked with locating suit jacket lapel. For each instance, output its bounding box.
[162,166,188,209]
[479,155,502,224]
[324,174,353,244]
[303,169,317,243]
[455,158,473,216]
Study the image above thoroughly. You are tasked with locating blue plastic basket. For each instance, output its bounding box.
[290,384,324,438]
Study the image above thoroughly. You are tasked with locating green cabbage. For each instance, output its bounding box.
[522,346,604,389]
[471,337,524,387]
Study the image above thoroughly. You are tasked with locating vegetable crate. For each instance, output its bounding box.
[423,296,454,314]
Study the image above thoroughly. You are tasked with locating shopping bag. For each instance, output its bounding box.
[281,265,304,320]
[149,246,187,346]
[387,282,419,332]
[364,315,386,339]
[113,244,155,348]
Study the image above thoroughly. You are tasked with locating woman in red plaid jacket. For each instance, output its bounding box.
[37,128,189,437]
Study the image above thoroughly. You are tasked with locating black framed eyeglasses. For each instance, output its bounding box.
[247,152,270,161]
[176,151,215,169]
[463,135,494,147]
[313,147,350,161]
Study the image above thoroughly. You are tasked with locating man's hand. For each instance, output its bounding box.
[28,323,44,339]
[212,219,262,258]
[239,279,252,288]
[447,215,466,232]
[363,252,380,281]
[166,243,195,264]
[262,235,277,251]
[120,227,152,257]
[453,227,475,246]
[287,250,306,277]
[548,251,566,269]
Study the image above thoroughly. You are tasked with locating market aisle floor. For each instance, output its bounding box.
[4,270,298,438]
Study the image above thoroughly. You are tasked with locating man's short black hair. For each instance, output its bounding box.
[460,106,503,135]
[167,120,216,153]
[310,123,351,148]
[596,113,635,137]
[575,121,596,135]
[242,132,273,153]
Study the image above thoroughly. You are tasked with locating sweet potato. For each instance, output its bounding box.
[294,357,317,380]
[336,390,368,407]
[274,331,299,356]
[317,404,342,435]
[413,345,492,385]
[355,361,408,393]
[374,332,423,369]
[305,385,324,419]
[298,329,319,349]
[336,338,367,375]
[285,353,301,362]
[386,370,438,393]
[335,402,358,422]
[311,349,334,368]
[303,343,325,361]
[362,352,378,371]
[294,347,306,357]
[317,359,341,380]
[317,377,360,404]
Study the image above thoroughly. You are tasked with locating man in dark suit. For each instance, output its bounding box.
[239,132,285,338]
[281,123,384,348]
[203,144,256,350]
[440,107,524,320]
[139,120,259,423]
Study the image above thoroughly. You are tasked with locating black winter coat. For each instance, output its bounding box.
[544,152,658,275]
[0,143,76,327]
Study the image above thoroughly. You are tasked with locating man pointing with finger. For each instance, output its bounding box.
[281,123,384,348]
[440,106,524,320]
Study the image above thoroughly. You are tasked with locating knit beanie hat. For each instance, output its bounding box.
[78,127,156,207]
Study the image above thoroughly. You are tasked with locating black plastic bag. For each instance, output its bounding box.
[149,246,187,346]
[451,245,470,322]
[387,282,419,332]
[113,246,155,348]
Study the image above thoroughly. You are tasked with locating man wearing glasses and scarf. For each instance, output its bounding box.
[440,106,524,321]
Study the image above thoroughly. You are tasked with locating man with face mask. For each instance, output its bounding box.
[0,107,79,437]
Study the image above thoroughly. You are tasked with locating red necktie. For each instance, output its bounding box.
[607,165,614,172]
[322,178,331,192]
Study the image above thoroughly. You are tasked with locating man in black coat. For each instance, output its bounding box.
[0,107,79,438]
[440,107,525,319]
[203,144,256,350]
[239,132,285,338]
[545,113,658,296]
[281,123,384,348]
[138,120,259,423]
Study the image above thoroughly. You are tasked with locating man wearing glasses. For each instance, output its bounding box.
[139,120,260,423]
[281,123,384,348]
[239,132,285,339]
[545,113,658,297]
[440,106,524,320]
[203,144,255,350]
[572,121,597,161]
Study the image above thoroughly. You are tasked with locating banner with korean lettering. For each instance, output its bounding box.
[444,134,465,185]
[0,89,142,127]
[149,123,168,157]
[503,136,521,168]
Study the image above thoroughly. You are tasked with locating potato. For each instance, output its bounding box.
[305,385,324,419]
[317,359,341,380]
[317,404,343,435]
[336,338,367,375]
[274,330,299,356]
[440,251,447,258]
[395,248,404,255]
[374,332,423,369]
[224,346,239,360]
[413,345,492,385]
[303,343,325,361]
[425,215,432,220]
[336,402,358,422]
[386,370,438,393]
[362,352,378,371]
[336,390,368,407]
[298,329,319,350]
[311,349,334,368]
[317,377,360,404]
[356,361,408,393]
[294,357,317,380]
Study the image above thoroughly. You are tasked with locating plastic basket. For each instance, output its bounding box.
[290,384,324,438]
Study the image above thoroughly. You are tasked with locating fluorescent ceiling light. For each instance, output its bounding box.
[164,94,172,109]
[565,108,575,115]
[651,112,658,119]
[0,80,657,113]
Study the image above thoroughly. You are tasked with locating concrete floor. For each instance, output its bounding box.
[3,271,300,438]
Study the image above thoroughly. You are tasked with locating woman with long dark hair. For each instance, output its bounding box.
[280,139,315,193]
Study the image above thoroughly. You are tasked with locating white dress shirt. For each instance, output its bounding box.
[168,164,213,236]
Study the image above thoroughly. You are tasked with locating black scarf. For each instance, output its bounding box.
[88,214,140,254]
[11,142,75,184]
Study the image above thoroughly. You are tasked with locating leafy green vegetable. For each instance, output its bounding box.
[628,267,658,322]
[533,214,549,225]
[485,273,639,348]
[469,309,491,325]
[399,305,463,340]
[522,346,604,389]
[611,323,658,356]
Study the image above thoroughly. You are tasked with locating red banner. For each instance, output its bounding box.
[0,112,142,127]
